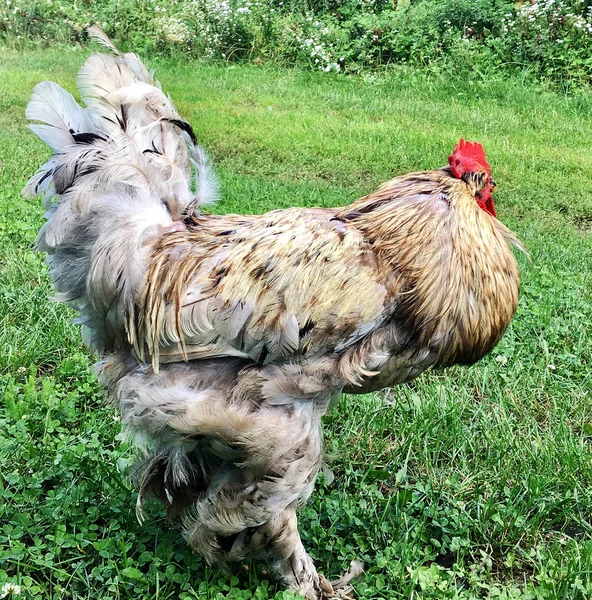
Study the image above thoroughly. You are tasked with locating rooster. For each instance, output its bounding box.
[24,28,522,599]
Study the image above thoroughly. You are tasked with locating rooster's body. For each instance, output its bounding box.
[24,29,521,599]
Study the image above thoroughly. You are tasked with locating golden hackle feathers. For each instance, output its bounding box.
[334,170,521,369]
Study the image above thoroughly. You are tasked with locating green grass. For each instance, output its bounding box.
[1,46,592,599]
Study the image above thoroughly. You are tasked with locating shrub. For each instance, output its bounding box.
[154,0,279,59]
[500,0,592,89]
[1,0,591,89]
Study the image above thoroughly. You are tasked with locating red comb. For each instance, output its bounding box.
[448,139,491,179]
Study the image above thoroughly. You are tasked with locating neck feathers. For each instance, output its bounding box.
[337,170,522,368]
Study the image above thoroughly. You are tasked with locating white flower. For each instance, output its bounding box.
[495,355,508,367]
[156,15,191,44]
[1,583,21,598]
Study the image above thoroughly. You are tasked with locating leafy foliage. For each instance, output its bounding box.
[1,0,592,89]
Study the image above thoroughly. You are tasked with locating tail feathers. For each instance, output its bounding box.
[77,53,138,102]
[88,25,120,53]
[25,81,95,152]
[24,27,217,352]
[24,27,217,219]
[189,143,218,207]
[87,25,154,86]
[22,155,59,208]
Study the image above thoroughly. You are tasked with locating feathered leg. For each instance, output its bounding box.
[100,355,362,597]
[251,508,363,600]
[221,505,362,600]
[251,505,321,599]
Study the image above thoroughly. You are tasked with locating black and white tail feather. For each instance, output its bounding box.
[23,27,217,353]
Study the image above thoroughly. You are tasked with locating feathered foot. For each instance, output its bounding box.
[257,507,363,599]
[319,560,364,599]
[253,506,322,600]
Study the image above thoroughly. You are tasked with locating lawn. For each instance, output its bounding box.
[1,46,592,599]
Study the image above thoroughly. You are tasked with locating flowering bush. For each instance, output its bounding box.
[1,0,592,88]
[279,12,344,72]
[155,0,278,59]
[500,0,592,87]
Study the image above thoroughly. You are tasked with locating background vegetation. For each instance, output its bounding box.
[1,43,592,598]
[2,0,592,90]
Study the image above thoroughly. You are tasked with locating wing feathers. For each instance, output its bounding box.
[141,212,390,369]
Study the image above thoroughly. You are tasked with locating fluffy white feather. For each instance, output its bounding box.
[26,81,94,151]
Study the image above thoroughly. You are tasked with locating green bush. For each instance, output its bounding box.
[1,0,591,89]
[499,0,592,88]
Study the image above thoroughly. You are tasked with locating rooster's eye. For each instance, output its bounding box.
[475,191,483,200]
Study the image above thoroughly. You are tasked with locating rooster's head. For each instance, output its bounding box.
[448,139,496,217]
